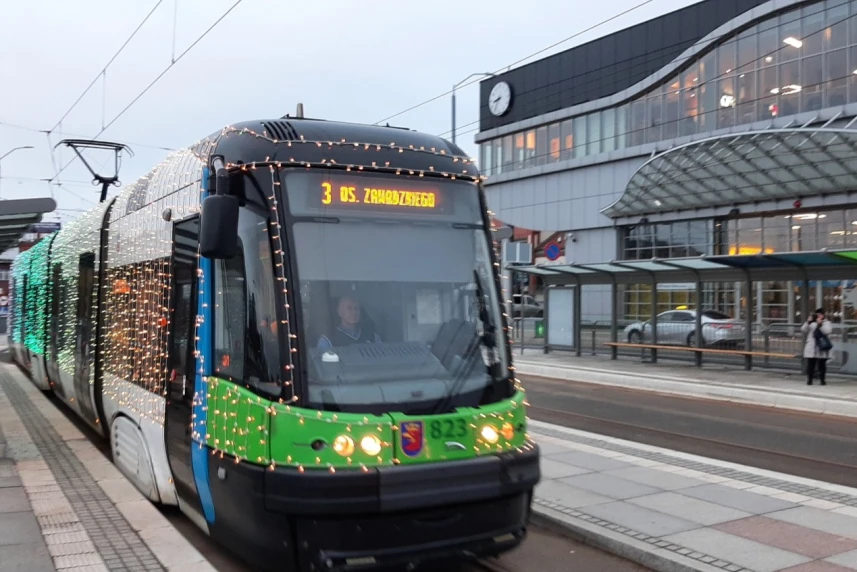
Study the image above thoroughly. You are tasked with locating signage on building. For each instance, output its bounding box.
[28,222,61,234]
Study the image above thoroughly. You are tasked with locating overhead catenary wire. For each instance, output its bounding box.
[372,0,656,126]
[0,119,175,152]
[49,0,165,134]
[48,0,244,183]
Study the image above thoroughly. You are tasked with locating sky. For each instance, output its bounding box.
[0,0,701,224]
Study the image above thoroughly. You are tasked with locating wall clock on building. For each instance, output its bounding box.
[489,81,512,116]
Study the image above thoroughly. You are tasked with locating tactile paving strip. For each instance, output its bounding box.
[0,368,166,571]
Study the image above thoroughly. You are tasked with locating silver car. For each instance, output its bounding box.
[623,309,745,348]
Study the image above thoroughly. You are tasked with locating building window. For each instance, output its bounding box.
[561,119,574,161]
[536,126,548,166]
[602,108,616,152]
[646,91,663,143]
[802,54,824,111]
[680,67,699,137]
[803,3,827,57]
[737,71,757,124]
[825,1,849,51]
[573,117,587,159]
[524,130,536,168]
[587,112,602,155]
[548,123,561,162]
[514,132,525,169]
[481,143,492,176]
[663,80,680,140]
[826,48,847,106]
[779,60,801,116]
[493,138,503,174]
[502,135,512,173]
[630,100,646,147]
[621,219,714,261]
[615,105,628,149]
[480,1,857,171]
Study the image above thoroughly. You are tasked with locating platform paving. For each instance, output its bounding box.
[7,343,857,572]
[514,350,857,418]
[528,418,857,572]
[0,361,214,572]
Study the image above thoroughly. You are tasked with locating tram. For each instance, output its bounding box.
[8,115,540,571]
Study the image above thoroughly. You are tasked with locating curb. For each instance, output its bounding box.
[530,505,727,572]
[515,360,857,419]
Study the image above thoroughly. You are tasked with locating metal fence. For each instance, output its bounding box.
[511,317,857,374]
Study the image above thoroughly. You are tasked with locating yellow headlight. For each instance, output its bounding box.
[360,434,382,456]
[480,425,499,444]
[332,435,354,457]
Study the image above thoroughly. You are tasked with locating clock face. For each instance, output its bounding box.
[488,82,512,116]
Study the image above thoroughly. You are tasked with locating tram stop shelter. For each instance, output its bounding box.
[510,249,857,371]
[0,197,58,333]
[0,197,57,252]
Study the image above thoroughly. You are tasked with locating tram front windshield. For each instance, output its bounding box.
[285,170,509,414]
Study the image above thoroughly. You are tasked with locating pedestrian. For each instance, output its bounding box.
[801,307,833,386]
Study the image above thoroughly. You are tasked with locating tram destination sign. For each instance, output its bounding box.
[315,175,450,215]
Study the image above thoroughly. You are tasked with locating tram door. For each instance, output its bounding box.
[165,216,203,514]
[74,253,97,424]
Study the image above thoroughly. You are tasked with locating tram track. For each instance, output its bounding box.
[530,402,857,474]
[522,376,857,489]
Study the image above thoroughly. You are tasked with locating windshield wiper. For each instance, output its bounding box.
[432,270,496,414]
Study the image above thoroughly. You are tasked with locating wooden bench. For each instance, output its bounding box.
[603,342,799,360]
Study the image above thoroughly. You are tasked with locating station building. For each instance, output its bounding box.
[476,0,857,332]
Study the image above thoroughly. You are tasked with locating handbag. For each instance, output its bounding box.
[814,326,833,352]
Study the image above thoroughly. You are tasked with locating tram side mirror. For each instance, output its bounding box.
[200,169,240,259]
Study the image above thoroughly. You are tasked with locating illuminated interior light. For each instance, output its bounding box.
[783,37,803,48]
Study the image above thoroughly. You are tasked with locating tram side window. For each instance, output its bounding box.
[213,208,280,394]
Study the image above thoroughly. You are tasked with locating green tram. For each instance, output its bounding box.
[8,117,540,571]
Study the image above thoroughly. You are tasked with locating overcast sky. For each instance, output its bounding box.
[0,0,700,223]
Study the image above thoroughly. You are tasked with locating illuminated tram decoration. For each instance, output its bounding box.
[8,115,539,572]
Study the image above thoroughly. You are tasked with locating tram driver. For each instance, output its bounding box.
[317,294,382,349]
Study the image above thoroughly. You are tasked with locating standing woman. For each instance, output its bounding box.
[801,307,833,386]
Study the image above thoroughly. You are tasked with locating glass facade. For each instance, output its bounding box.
[480,0,857,176]
[620,207,857,323]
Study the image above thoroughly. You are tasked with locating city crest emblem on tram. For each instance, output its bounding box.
[400,421,424,457]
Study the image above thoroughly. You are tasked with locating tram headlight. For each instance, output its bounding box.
[360,434,382,456]
[480,425,499,444]
[501,422,515,441]
[332,435,355,457]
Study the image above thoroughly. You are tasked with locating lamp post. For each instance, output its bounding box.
[0,146,34,200]
[451,73,496,144]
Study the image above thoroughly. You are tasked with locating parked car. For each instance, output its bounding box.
[512,294,543,318]
[623,309,745,348]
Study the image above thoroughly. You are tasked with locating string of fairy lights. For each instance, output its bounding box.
[9,122,536,474]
